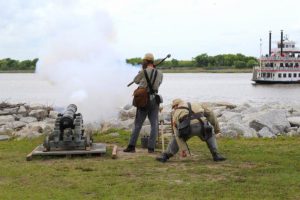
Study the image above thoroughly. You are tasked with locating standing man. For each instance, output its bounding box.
[124,53,163,153]
[156,98,226,162]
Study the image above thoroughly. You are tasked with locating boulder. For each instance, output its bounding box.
[0,115,15,125]
[246,109,290,135]
[13,126,43,138]
[100,119,134,132]
[28,121,48,130]
[140,125,151,136]
[212,106,227,117]
[219,111,242,123]
[17,106,27,115]
[7,121,27,130]
[20,117,38,123]
[48,111,59,119]
[214,102,237,109]
[220,123,257,138]
[159,112,171,122]
[27,103,45,110]
[0,125,13,134]
[287,116,300,127]
[0,110,10,115]
[257,127,276,138]
[123,104,133,110]
[118,108,136,121]
[3,107,18,114]
[29,109,48,121]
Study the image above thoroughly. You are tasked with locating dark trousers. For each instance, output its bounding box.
[129,99,159,149]
[165,123,218,156]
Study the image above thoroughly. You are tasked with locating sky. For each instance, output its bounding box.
[1,0,300,60]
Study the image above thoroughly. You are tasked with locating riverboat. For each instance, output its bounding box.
[252,30,300,84]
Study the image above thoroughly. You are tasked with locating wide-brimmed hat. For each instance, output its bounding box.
[143,53,154,62]
[172,98,183,108]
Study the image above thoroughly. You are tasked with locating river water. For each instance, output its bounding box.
[0,73,299,106]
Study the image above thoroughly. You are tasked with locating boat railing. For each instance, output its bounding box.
[261,57,300,61]
[254,66,300,71]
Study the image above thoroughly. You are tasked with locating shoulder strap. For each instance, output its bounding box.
[144,69,157,94]
[151,70,158,86]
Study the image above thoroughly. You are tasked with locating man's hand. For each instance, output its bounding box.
[215,132,222,138]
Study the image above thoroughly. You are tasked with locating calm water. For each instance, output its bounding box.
[0,73,299,106]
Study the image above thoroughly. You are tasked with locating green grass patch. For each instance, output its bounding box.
[0,131,299,200]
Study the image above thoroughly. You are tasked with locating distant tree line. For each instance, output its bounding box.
[126,53,258,69]
[0,58,38,71]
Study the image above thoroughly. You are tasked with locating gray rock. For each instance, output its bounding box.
[3,107,18,114]
[219,111,242,123]
[257,127,276,138]
[49,111,59,119]
[0,135,10,141]
[247,110,290,135]
[27,103,45,110]
[100,119,134,132]
[140,125,151,136]
[0,125,13,135]
[28,121,48,130]
[287,116,300,127]
[0,115,15,125]
[12,114,23,121]
[159,112,171,122]
[14,126,43,138]
[29,109,48,121]
[18,106,27,114]
[7,121,26,129]
[44,118,56,124]
[284,130,298,137]
[119,108,136,121]
[20,117,38,123]
[123,104,133,110]
[0,110,9,115]
[214,102,237,109]
[286,127,298,132]
[212,106,227,117]
[221,123,257,138]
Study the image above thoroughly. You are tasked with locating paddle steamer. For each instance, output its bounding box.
[252,30,300,84]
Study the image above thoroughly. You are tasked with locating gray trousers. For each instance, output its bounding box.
[129,99,159,149]
[165,123,218,156]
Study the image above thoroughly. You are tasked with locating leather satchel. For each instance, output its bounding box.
[133,87,148,108]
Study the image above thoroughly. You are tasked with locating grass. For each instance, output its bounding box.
[0,130,299,200]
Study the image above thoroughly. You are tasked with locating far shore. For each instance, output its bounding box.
[0,68,253,74]
[159,67,253,73]
[0,70,35,73]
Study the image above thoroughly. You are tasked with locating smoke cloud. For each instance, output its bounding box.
[36,2,138,122]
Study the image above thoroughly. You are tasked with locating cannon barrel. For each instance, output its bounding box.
[61,104,77,129]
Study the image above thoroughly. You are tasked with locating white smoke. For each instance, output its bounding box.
[36,3,138,122]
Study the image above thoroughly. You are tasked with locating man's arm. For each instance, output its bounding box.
[134,70,143,84]
[203,105,221,134]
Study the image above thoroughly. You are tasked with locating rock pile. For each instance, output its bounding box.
[1,101,300,139]
[0,102,58,138]
[101,102,300,138]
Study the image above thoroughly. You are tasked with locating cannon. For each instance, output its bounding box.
[43,104,92,151]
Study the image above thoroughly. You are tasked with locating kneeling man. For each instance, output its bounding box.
[156,99,226,163]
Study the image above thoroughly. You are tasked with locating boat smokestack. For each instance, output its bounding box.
[281,30,283,56]
[269,31,272,56]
